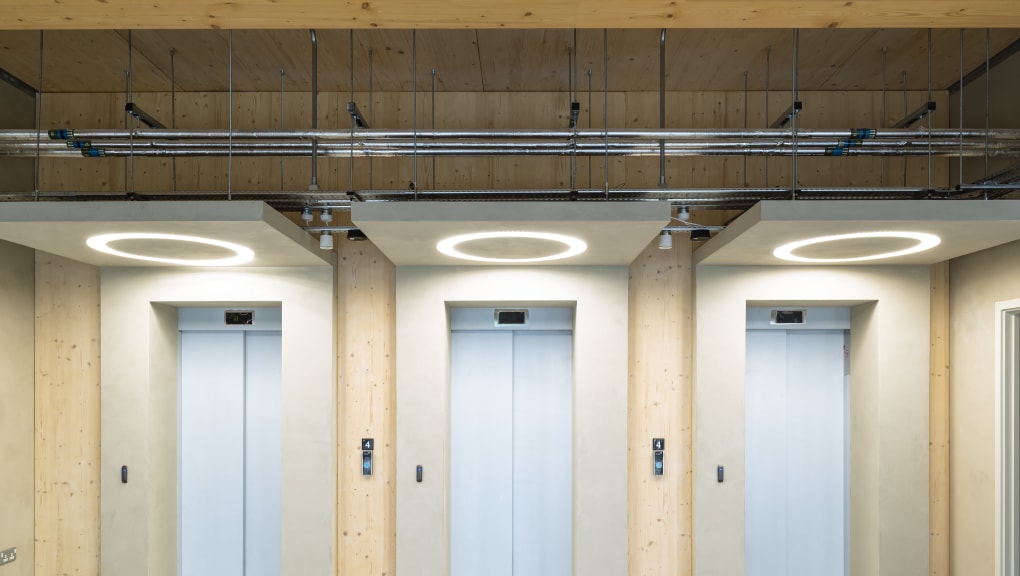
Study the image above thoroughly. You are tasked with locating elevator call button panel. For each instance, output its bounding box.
[652,438,665,476]
[362,438,374,476]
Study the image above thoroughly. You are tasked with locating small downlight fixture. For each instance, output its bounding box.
[658,230,673,250]
[319,231,334,250]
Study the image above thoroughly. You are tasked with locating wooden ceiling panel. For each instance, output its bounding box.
[126,30,230,92]
[476,29,573,92]
[1,28,1018,94]
[663,30,792,92]
[0,30,170,92]
[406,30,483,92]
[817,28,1020,91]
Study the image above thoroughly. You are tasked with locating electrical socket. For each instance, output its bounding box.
[0,547,16,565]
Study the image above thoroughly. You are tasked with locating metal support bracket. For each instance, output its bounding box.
[770,101,802,129]
[891,101,936,129]
[125,102,166,129]
[347,101,369,129]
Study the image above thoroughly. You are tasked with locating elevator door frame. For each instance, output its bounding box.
[745,306,851,576]
[997,299,1020,576]
[449,306,574,576]
[177,307,282,576]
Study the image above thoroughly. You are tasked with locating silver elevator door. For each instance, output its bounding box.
[745,324,849,576]
[450,308,573,576]
[179,308,282,576]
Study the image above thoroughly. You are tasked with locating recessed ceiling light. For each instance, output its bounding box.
[773,231,941,263]
[86,232,255,266]
[436,231,587,263]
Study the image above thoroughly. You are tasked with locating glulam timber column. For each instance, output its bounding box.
[34,252,101,576]
[336,225,398,576]
[628,232,694,576]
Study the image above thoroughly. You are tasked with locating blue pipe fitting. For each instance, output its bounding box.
[47,129,74,140]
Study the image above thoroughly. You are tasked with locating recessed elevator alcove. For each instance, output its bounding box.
[449,307,573,576]
[178,307,282,576]
[745,306,851,576]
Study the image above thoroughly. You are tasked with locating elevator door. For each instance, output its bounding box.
[450,308,572,576]
[179,308,282,576]
[745,323,848,576]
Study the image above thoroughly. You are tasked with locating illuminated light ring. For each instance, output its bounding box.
[773,231,941,263]
[436,231,588,263]
[86,232,255,266]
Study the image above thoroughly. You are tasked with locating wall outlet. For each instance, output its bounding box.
[0,547,16,566]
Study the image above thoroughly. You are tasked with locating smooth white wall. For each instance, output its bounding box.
[99,266,334,576]
[949,238,1020,576]
[0,240,34,576]
[395,266,629,576]
[694,265,931,576]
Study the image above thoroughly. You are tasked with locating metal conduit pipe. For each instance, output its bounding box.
[7,140,1020,155]
[5,186,937,196]
[41,145,1020,156]
[309,29,319,189]
[111,135,1020,144]
[12,128,1020,141]
[0,187,957,209]
[17,137,1020,148]
[9,137,1020,151]
[6,145,1020,159]
[15,137,1020,152]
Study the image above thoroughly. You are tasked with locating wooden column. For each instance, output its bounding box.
[627,232,694,576]
[336,234,397,576]
[34,252,101,576]
[930,260,950,576]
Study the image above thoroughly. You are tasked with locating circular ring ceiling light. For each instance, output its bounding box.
[773,231,941,263]
[86,232,255,266]
[436,231,588,263]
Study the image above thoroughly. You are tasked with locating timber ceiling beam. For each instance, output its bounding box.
[1,0,1019,30]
